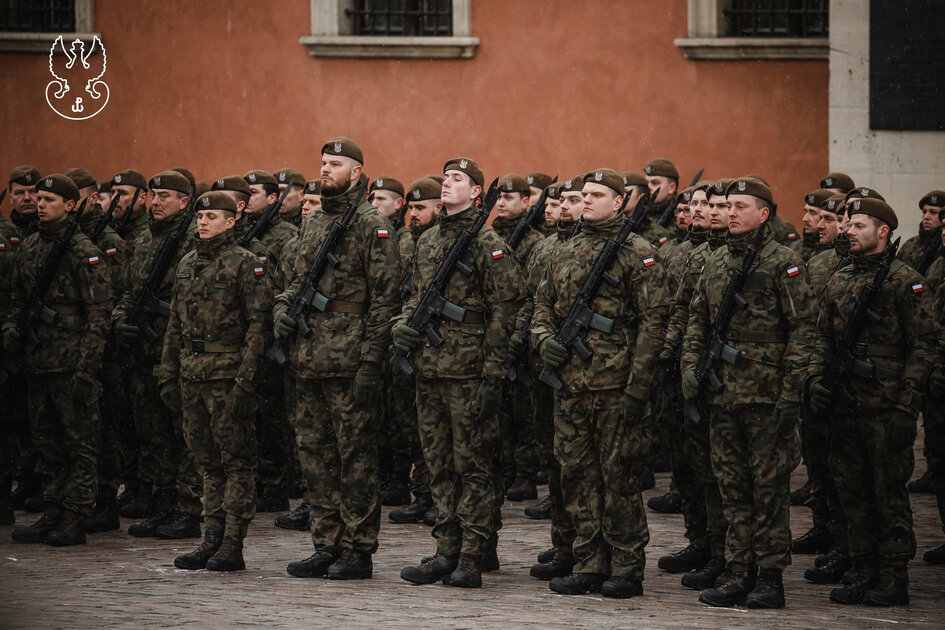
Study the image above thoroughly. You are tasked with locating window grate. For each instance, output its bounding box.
[347,0,452,37]
[0,0,76,32]
[724,0,828,38]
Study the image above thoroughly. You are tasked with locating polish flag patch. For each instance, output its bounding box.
[787,232,798,241]
[912,283,924,294]
[0,243,5,251]
[377,229,390,238]
[492,249,504,259]
[9,237,19,244]
[786,266,800,277]
[105,247,118,256]
[259,256,268,264]
[658,237,668,245]
[643,257,656,267]
[88,256,100,265]
[699,265,705,274]
[254,267,265,276]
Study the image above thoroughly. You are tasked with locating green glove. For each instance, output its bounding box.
[658,341,674,365]
[113,314,140,345]
[476,376,502,421]
[681,368,699,401]
[773,399,800,439]
[230,380,257,418]
[887,409,917,452]
[71,371,100,404]
[392,323,422,352]
[354,362,383,408]
[159,381,182,413]
[3,328,23,354]
[508,331,527,362]
[930,367,945,398]
[539,338,568,368]
[620,392,647,422]
[807,376,832,414]
[273,304,296,340]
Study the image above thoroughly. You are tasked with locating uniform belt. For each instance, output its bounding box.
[185,340,241,353]
[324,300,369,315]
[460,310,485,324]
[725,329,787,343]
[852,342,905,359]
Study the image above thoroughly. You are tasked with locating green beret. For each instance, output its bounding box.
[36,173,79,202]
[195,182,210,197]
[304,179,322,195]
[243,169,277,187]
[843,186,885,205]
[526,172,553,190]
[9,165,41,186]
[443,157,484,187]
[97,180,112,194]
[112,169,147,190]
[644,158,679,180]
[560,174,586,194]
[583,168,625,196]
[149,170,192,195]
[545,182,562,200]
[64,168,96,189]
[621,171,647,187]
[820,172,855,192]
[370,175,405,197]
[211,175,252,197]
[322,137,364,165]
[498,173,530,195]
[195,191,237,214]
[743,173,769,186]
[426,174,445,185]
[708,178,734,198]
[849,197,897,230]
[678,186,695,205]
[919,189,945,208]
[692,180,712,193]
[821,194,846,214]
[275,167,306,187]
[169,167,196,193]
[805,188,834,208]
[726,177,774,207]
[406,177,442,202]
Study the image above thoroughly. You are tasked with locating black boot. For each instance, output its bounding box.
[327,549,373,580]
[699,568,757,607]
[479,548,500,572]
[549,573,608,595]
[446,553,482,588]
[791,526,833,555]
[380,475,411,507]
[681,556,725,590]
[506,477,538,502]
[830,574,878,605]
[907,469,933,493]
[11,513,61,543]
[388,496,432,524]
[923,543,945,564]
[128,511,169,538]
[287,548,338,578]
[255,495,289,513]
[647,490,683,514]
[601,576,643,598]
[401,553,457,584]
[524,495,552,520]
[537,547,556,564]
[745,569,785,609]
[119,493,154,519]
[206,535,245,571]
[275,502,311,530]
[790,479,812,506]
[174,530,222,569]
[805,551,851,584]
[45,511,87,547]
[422,505,437,526]
[658,543,709,573]
[863,579,909,606]
[155,511,201,539]
[82,500,120,533]
[530,559,573,580]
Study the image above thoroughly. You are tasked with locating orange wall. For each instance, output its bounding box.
[0,0,828,225]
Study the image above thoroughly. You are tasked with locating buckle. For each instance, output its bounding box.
[726,329,738,341]
[191,340,205,353]
[851,342,868,357]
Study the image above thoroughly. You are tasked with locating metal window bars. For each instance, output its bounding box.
[724,0,829,38]
[347,0,452,37]
[0,0,76,32]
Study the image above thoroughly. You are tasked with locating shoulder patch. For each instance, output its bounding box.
[0,243,5,251]
[786,266,800,277]
[658,237,668,245]
[254,266,265,276]
[699,265,704,274]
[642,257,656,267]
[105,247,118,256]
[9,236,19,244]
[376,228,390,238]
[88,255,100,265]
[787,232,798,241]
[492,249,504,260]
[912,283,924,294]
[259,255,268,264]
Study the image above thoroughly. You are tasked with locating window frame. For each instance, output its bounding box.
[0,0,100,53]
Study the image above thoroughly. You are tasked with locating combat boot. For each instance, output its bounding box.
[681,556,725,590]
[401,553,457,584]
[119,493,153,519]
[9,480,40,510]
[206,536,245,572]
[388,496,432,524]
[647,489,683,514]
[327,550,373,580]
[422,505,437,526]
[745,569,785,609]
[446,553,482,588]
[530,559,573,580]
[791,525,832,555]
[380,475,411,506]
[863,579,909,606]
[255,495,289,513]
[11,513,60,543]
[275,502,311,530]
[45,511,87,547]
[82,500,120,533]
[507,477,538,501]
[601,576,643,599]
[790,479,812,506]
[128,511,169,538]
[524,495,552,520]
[658,543,709,573]
[537,469,548,485]
[287,548,338,578]
[480,548,500,572]
[174,530,222,569]
[923,543,945,564]
[155,510,201,539]
[805,551,851,584]
[699,568,757,607]
[830,574,878,604]
[549,572,607,595]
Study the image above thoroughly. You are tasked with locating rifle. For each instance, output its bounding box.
[808,238,901,437]
[236,182,293,248]
[400,259,415,305]
[682,221,768,425]
[506,176,557,252]
[389,179,501,376]
[115,187,143,237]
[89,193,122,243]
[569,218,583,239]
[124,207,195,344]
[266,181,368,366]
[915,227,943,275]
[537,188,660,390]
[657,167,704,228]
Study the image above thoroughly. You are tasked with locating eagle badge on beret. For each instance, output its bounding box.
[854,200,861,210]
[279,173,286,182]
[714,183,723,193]
[738,181,746,192]
[459,159,468,169]
[527,176,534,185]
[412,189,420,199]
[308,183,317,192]
[825,178,834,186]
[202,196,210,207]
[248,173,256,183]
[334,142,342,153]
[594,171,603,182]
[376,178,384,188]
[114,174,122,184]
[861,188,869,196]
[807,195,815,204]
[505,181,513,191]
[217,179,224,187]
[932,195,940,204]
[25,173,32,183]
[154,176,161,186]
[644,166,652,175]
[564,181,572,190]
[45,178,52,187]
[827,200,837,210]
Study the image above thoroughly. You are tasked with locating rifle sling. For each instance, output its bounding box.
[724,329,787,343]
[323,300,369,315]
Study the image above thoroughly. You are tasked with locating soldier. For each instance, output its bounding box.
[274,137,400,581]
[682,177,816,609]
[792,189,834,261]
[821,172,856,196]
[159,191,271,571]
[658,187,693,262]
[923,216,945,564]
[541,181,562,231]
[532,168,669,598]
[809,198,937,606]
[396,157,521,589]
[526,172,554,236]
[110,170,150,247]
[242,169,298,279]
[6,174,112,546]
[897,190,944,270]
[96,180,113,210]
[7,165,40,237]
[0,183,24,524]
[274,167,306,227]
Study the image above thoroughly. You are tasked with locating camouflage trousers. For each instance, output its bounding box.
[800,412,847,549]
[661,396,707,547]
[922,398,945,533]
[416,376,497,557]
[686,402,727,558]
[710,403,799,572]
[27,372,100,518]
[294,377,381,554]
[380,367,429,499]
[534,380,575,562]
[96,352,134,501]
[256,365,293,499]
[830,409,916,581]
[499,380,540,484]
[3,371,37,490]
[554,388,649,579]
[181,378,257,538]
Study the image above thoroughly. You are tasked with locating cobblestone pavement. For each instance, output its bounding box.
[2,445,943,629]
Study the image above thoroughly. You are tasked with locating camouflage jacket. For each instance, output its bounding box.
[664,230,715,351]
[395,205,522,381]
[276,185,401,379]
[637,213,672,250]
[10,210,39,239]
[5,216,112,375]
[926,249,945,295]
[233,215,282,292]
[681,223,817,406]
[516,223,574,326]
[160,229,273,388]
[790,231,832,262]
[532,212,670,398]
[79,207,130,299]
[247,210,297,286]
[280,205,303,228]
[812,248,938,414]
[806,239,853,303]
[898,226,940,271]
[769,214,801,247]
[396,220,415,277]
[492,215,544,268]
[115,209,150,255]
[0,215,22,315]
[658,227,688,263]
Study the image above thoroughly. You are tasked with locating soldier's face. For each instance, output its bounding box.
[847,214,888,255]
[371,189,403,218]
[36,191,74,223]
[10,183,37,215]
[675,202,691,229]
[247,185,277,214]
[727,194,768,236]
[278,184,303,214]
[98,190,112,209]
[817,210,839,244]
[196,209,235,239]
[320,155,360,197]
[707,195,730,230]
[544,198,561,226]
[802,204,821,233]
[646,175,676,202]
[920,204,943,230]
[581,183,622,223]
[623,186,645,213]
[150,189,189,221]
[494,191,528,219]
[529,186,544,202]
[219,190,248,219]
[113,185,144,218]
[441,170,480,212]
[78,186,98,208]
[559,192,583,222]
[301,193,321,220]
[408,200,438,228]
[689,190,711,229]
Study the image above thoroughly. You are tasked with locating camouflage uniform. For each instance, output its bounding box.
[813,247,938,583]
[5,216,112,518]
[114,209,150,253]
[396,206,521,558]
[789,231,831,262]
[160,228,273,538]
[533,212,670,580]
[276,185,400,555]
[681,223,816,573]
[0,215,23,510]
[929,254,945,536]
[768,214,800,247]
[898,226,939,270]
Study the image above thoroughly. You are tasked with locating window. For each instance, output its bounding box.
[0,0,98,53]
[300,0,477,59]
[724,0,828,38]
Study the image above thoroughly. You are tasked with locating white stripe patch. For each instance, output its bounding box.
[492,249,504,259]
[786,266,800,277]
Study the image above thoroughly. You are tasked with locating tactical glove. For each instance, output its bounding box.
[658,341,675,365]
[354,362,383,408]
[230,380,257,418]
[887,409,917,452]
[476,376,502,421]
[930,367,945,398]
[71,371,100,405]
[113,315,140,345]
[620,392,647,422]
[392,323,422,352]
[508,331,527,362]
[807,376,832,414]
[159,381,182,413]
[3,328,23,354]
[272,304,296,340]
[538,338,568,368]
[681,368,699,401]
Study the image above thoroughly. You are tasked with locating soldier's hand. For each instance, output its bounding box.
[930,367,945,398]
[230,380,257,418]
[159,381,182,413]
[773,399,800,439]
[681,368,699,401]
[3,328,23,354]
[807,376,832,414]
[620,392,646,421]
[354,361,383,408]
[658,341,674,365]
[508,331,527,361]
[273,305,296,340]
[538,338,567,368]
[392,324,421,352]
[888,409,917,451]
[71,371,100,404]
[476,376,502,421]
[113,315,140,345]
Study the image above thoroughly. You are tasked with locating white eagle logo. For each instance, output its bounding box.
[47,35,109,120]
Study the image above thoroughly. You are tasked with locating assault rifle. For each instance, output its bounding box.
[89,192,122,243]
[236,182,293,248]
[537,188,660,390]
[114,187,143,237]
[682,221,768,425]
[505,176,557,252]
[915,227,943,275]
[657,167,704,228]
[389,179,501,376]
[266,182,367,366]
